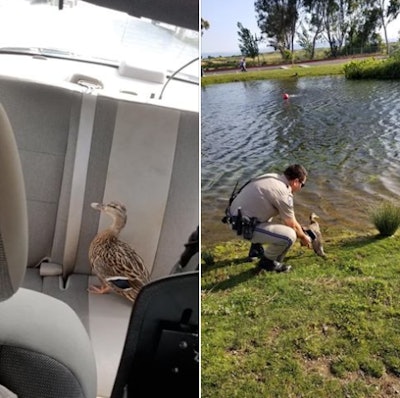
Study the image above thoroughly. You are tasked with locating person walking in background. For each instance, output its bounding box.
[239,57,247,72]
[224,164,312,273]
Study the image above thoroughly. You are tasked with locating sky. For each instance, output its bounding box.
[201,1,400,57]
[201,1,263,56]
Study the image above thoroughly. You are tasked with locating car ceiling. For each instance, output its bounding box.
[67,0,199,31]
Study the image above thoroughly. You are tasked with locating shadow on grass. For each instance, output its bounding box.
[202,250,321,292]
[202,266,257,292]
[202,256,252,272]
[336,233,384,249]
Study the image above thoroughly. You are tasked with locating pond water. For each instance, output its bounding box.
[201,76,400,246]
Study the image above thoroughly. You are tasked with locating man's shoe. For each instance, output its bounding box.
[257,256,291,273]
[272,261,292,273]
[247,243,264,261]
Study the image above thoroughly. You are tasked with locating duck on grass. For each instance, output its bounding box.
[201,202,400,397]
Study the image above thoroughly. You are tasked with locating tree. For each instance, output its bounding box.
[301,0,326,59]
[201,18,210,36]
[237,22,260,63]
[320,0,352,57]
[375,0,400,54]
[255,0,300,60]
[297,0,383,59]
[297,22,315,59]
[344,2,384,54]
[338,1,375,54]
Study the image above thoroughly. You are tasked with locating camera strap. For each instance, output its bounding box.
[228,174,279,206]
[221,179,249,224]
[222,174,280,226]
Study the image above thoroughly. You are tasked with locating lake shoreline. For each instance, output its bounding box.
[201,76,400,249]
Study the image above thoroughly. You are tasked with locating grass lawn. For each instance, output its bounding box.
[201,63,347,86]
[200,52,391,86]
[201,227,400,397]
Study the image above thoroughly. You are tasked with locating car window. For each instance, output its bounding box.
[0,0,199,82]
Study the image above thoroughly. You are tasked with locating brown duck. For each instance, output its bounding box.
[305,212,326,258]
[88,201,150,302]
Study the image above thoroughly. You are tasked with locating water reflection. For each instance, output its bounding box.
[201,76,400,246]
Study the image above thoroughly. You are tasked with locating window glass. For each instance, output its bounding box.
[0,0,199,81]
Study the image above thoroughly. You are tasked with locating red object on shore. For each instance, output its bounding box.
[283,93,289,100]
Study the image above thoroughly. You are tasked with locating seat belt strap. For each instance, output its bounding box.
[63,93,97,276]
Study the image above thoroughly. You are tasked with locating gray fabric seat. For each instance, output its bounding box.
[0,76,199,396]
[0,104,97,398]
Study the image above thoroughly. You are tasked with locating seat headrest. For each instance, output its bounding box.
[0,104,28,301]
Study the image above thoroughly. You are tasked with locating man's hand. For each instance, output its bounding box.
[284,217,313,249]
[300,234,312,248]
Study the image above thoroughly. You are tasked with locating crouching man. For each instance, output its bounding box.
[228,164,312,273]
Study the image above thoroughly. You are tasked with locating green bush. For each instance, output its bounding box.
[344,57,400,79]
[370,201,400,236]
[343,61,364,79]
[380,58,400,79]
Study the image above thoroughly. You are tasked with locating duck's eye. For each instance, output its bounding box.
[108,203,125,212]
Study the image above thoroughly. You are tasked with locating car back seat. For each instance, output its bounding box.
[0,76,198,397]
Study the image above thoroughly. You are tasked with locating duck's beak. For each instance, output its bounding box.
[91,202,104,211]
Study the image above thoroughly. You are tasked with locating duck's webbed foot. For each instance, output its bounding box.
[88,284,111,294]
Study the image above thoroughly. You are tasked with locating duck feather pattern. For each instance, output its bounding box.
[89,201,150,302]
